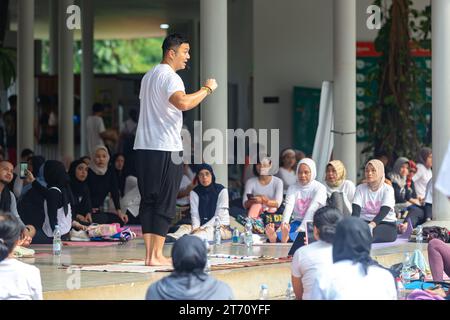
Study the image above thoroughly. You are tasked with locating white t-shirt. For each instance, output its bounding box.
[134,64,186,152]
[424,179,433,204]
[276,167,297,194]
[86,115,106,155]
[291,240,333,300]
[120,176,140,218]
[242,176,284,208]
[282,181,327,230]
[310,260,397,300]
[436,141,450,197]
[177,175,192,206]
[352,183,396,223]
[190,189,229,229]
[413,163,432,199]
[0,258,43,300]
[325,180,356,215]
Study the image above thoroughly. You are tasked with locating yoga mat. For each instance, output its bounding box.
[63,241,120,247]
[371,237,409,250]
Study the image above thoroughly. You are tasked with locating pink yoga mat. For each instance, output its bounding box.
[63,241,120,247]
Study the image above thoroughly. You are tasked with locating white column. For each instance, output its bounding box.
[58,0,74,160]
[49,0,58,75]
[81,0,94,157]
[17,0,35,156]
[200,0,228,186]
[333,0,357,182]
[432,0,450,221]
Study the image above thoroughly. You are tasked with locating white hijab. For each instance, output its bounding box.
[89,145,110,176]
[295,158,317,189]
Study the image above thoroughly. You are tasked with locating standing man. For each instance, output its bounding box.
[86,103,118,156]
[134,33,217,266]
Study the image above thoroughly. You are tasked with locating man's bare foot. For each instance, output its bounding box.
[280,222,291,243]
[265,223,277,243]
[145,256,173,266]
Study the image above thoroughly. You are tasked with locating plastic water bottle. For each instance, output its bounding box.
[285,282,295,300]
[396,277,407,300]
[103,195,109,212]
[259,284,269,300]
[416,225,423,243]
[203,238,211,273]
[232,228,240,244]
[244,219,253,247]
[400,252,412,285]
[53,225,62,256]
[214,217,221,245]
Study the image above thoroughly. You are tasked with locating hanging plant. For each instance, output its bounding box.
[363,0,431,161]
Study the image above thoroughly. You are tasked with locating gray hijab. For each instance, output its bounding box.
[146,235,234,300]
[389,157,409,189]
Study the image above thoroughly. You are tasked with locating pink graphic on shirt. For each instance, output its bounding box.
[295,198,312,218]
[365,200,382,215]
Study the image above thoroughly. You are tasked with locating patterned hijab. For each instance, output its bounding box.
[326,160,346,188]
[366,159,385,192]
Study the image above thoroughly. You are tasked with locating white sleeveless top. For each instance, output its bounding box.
[42,187,72,237]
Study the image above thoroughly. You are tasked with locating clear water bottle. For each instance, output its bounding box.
[203,238,211,274]
[259,284,269,300]
[244,218,253,247]
[103,195,110,212]
[400,252,411,285]
[285,282,295,300]
[232,228,240,244]
[416,225,423,243]
[53,225,62,256]
[396,277,407,300]
[214,217,221,245]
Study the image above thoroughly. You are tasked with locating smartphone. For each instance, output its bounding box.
[20,162,28,179]
[305,221,316,245]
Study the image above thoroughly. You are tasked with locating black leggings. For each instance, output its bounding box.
[372,222,397,243]
[403,205,426,228]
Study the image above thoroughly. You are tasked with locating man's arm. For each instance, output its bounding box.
[169,79,218,111]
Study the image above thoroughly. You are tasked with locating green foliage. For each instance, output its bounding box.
[42,37,164,74]
[363,0,431,161]
[0,47,16,90]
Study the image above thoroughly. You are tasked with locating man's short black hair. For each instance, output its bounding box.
[92,103,104,113]
[21,148,33,159]
[8,95,17,107]
[162,33,189,56]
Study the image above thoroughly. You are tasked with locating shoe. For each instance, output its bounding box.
[70,229,90,241]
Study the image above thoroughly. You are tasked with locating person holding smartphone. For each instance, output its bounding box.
[291,206,342,300]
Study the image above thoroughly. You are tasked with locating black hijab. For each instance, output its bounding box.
[333,217,377,276]
[68,159,88,196]
[112,153,126,196]
[44,160,73,216]
[30,156,45,175]
[192,164,225,225]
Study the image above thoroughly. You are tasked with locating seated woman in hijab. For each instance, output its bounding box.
[87,146,128,226]
[68,159,92,231]
[24,160,73,244]
[324,160,355,216]
[352,159,397,243]
[166,164,231,242]
[146,235,234,300]
[388,157,426,233]
[276,149,297,195]
[266,158,327,243]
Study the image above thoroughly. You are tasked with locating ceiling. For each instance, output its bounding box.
[8,0,200,40]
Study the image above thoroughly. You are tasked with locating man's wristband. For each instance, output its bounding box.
[202,86,212,95]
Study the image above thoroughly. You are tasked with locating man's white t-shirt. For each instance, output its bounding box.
[310,260,397,300]
[0,258,43,300]
[291,240,333,300]
[352,183,396,223]
[86,115,106,155]
[134,64,186,152]
[413,163,432,199]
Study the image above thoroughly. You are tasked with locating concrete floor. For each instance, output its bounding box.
[20,238,433,300]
